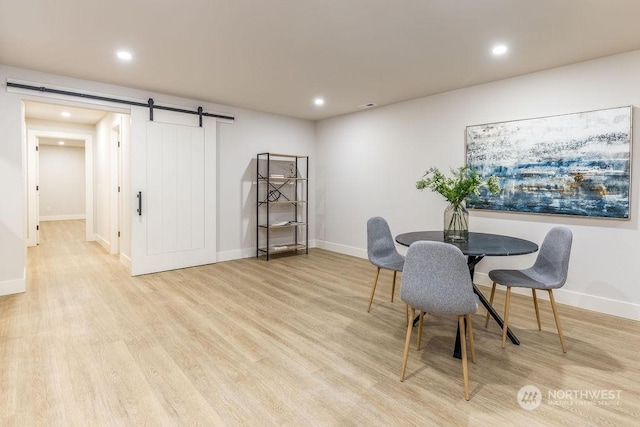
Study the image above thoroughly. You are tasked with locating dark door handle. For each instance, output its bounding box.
[137,192,142,216]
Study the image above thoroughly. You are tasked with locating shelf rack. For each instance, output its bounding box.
[256,153,309,260]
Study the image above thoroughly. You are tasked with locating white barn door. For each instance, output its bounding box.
[130,106,216,276]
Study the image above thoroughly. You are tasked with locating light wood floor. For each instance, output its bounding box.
[1,220,638,425]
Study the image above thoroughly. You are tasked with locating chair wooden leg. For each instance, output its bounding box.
[532,289,541,331]
[401,307,416,381]
[459,316,470,401]
[485,282,497,328]
[405,304,409,326]
[367,267,381,312]
[548,290,567,353]
[466,314,476,364]
[417,311,425,350]
[502,287,512,349]
[391,271,397,302]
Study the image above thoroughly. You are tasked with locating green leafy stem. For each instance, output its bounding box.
[416,165,500,206]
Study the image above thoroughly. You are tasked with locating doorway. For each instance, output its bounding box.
[21,91,218,277]
[27,129,93,246]
[24,101,130,264]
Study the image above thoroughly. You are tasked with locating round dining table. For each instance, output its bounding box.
[395,231,539,357]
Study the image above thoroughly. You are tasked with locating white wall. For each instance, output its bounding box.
[38,145,85,220]
[93,112,129,255]
[316,50,640,320]
[0,64,315,295]
[217,109,316,261]
[0,75,25,295]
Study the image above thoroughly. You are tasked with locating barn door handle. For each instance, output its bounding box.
[137,192,142,216]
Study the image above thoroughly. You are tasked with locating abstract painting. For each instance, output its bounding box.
[466,106,632,219]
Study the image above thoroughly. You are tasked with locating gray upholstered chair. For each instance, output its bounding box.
[399,241,479,401]
[366,217,405,313]
[487,226,573,352]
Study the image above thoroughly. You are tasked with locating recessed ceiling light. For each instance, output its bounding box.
[358,103,377,109]
[61,111,71,117]
[58,141,65,145]
[314,97,325,106]
[117,50,133,60]
[492,45,508,55]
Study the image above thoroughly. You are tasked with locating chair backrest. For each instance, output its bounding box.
[367,216,400,264]
[401,241,478,315]
[530,226,573,288]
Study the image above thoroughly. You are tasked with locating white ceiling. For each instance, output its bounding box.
[3,1,640,121]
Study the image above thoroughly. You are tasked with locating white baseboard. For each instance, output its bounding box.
[217,248,254,262]
[474,273,640,321]
[120,253,131,270]
[315,240,367,259]
[40,214,86,221]
[96,234,110,252]
[0,275,26,296]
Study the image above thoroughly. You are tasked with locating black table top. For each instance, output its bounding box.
[395,231,538,257]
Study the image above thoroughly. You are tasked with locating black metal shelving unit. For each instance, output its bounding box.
[256,153,309,260]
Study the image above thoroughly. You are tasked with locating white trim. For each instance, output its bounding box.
[26,128,38,246]
[85,133,94,243]
[474,274,640,321]
[0,275,26,296]
[553,289,640,321]
[217,248,254,262]
[40,214,86,221]
[120,253,132,269]
[96,234,110,252]
[315,240,366,259]
[110,118,121,255]
[21,101,28,248]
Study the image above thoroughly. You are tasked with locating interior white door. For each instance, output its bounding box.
[130,106,216,276]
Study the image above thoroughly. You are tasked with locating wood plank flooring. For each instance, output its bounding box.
[1,220,638,425]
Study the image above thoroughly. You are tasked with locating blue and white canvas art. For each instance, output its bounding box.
[466,106,632,219]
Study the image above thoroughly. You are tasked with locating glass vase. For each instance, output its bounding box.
[444,203,469,242]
